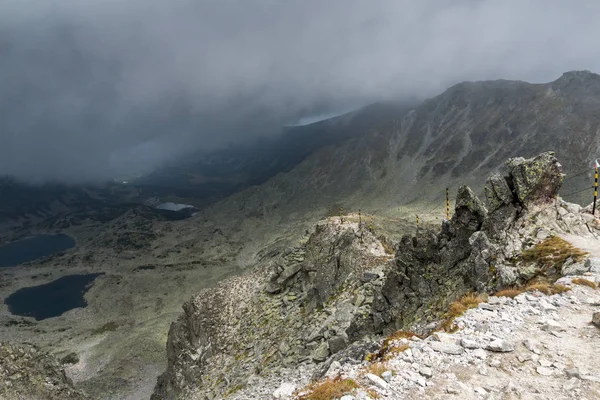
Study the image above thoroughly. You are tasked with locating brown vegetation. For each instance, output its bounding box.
[571,278,597,288]
[494,288,522,298]
[495,281,571,298]
[365,362,389,377]
[298,376,359,400]
[441,293,486,332]
[522,236,588,268]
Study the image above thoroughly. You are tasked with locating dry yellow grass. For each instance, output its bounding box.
[522,236,588,268]
[299,376,359,400]
[495,288,523,298]
[365,362,389,377]
[571,278,597,288]
[440,293,486,332]
[496,282,570,298]
[525,282,571,295]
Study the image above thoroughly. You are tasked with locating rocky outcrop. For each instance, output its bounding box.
[153,219,395,399]
[152,152,599,399]
[0,342,88,400]
[312,270,600,400]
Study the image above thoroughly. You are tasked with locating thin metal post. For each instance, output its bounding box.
[594,167,598,216]
[446,188,450,220]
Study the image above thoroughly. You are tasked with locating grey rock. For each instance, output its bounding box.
[561,259,588,276]
[538,358,552,367]
[328,335,347,354]
[542,319,565,332]
[446,385,462,394]
[517,354,532,363]
[581,375,600,382]
[474,386,488,395]
[312,342,329,362]
[523,339,541,355]
[536,366,554,376]
[473,349,488,360]
[381,370,393,382]
[536,228,551,239]
[355,390,373,400]
[485,339,514,353]
[365,373,388,389]
[430,342,464,355]
[460,338,480,349]
[489,358,502,368]
[538,299,557,311]
[592,312,600,328]
[419,366,433,378]
[585,258,600,273]
[506,152,563,207]
[485,173,514,212]
[273,382,297,399]
[340,396,356,400]
[487,296,507,305]
[563,377,580,391]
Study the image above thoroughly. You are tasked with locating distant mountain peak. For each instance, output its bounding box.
[555,70,600,85]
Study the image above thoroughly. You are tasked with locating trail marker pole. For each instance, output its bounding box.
[416,215,419,226]
[594,166,598,216]
[446,188,450,220]
[359,209,362,228]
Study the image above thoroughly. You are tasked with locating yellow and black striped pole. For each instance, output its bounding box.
[593,166,598,216]
[369,216,374,233]
[416,215,419,226]
[446,188,450,220]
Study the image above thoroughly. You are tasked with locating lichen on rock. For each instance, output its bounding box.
[0,342,88,400]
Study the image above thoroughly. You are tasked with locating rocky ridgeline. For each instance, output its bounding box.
[0,342,88,400]
[152,152,600,399]
[290,265,600,400]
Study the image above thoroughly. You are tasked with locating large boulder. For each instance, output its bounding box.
[505,152,563,207]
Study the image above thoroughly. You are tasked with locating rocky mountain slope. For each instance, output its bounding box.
[0,342,88,400]
[151,152,600,399]
[3,72,600,400]
[284,266,600,400]
[205,70,600,222]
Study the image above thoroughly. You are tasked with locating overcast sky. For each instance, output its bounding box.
[1,0,600,183]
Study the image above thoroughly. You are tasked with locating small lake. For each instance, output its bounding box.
[4,273,104,320]
[0,234,76,268]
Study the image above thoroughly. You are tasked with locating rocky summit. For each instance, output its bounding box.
[151,151,600,399]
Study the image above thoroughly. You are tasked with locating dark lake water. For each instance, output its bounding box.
[0,234,76,268]
[4,273,104,320]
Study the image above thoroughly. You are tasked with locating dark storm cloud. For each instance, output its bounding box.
[1,0,600,183]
